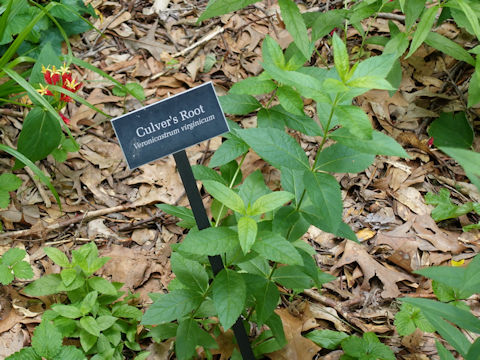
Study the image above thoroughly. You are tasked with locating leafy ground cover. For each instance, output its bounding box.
[1,0,480,359]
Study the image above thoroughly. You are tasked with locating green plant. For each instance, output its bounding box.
[398,254,480,359]
[0,247,33,285]
[305,330,395,360]
[19,243,148,360]
[425,188,480,230]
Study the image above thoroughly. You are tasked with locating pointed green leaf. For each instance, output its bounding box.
[468,58,480,107]
[179,227,239,256]
[12,261,33,280]
[278,0,311,59]
[436,341,456,360]
[141,289,203,325]
[51,304,83,319]
[315,143,374,173]
[212,269,246,330]
[237,128,310,170]
[303,171,342,234]
[44,247,70,267]
[209,137,249,168]
[428,112,473,149]
[406,6,439,58]
[170,253,209,293]
[425,32,474,66]
[23,273,62,296]
[175,318,218,360]
[252,232,303,265]
[230,76,276,95]
[332,33,349,81]
[238,216,258,254]
[203,180,245,214]
[156,204,196,229]
[262,35,285,69]
[198,0,262,22]
[277,85,305,116]
[0,264,14,285]
[250,191,294,215]
[219,94,261,115]
[272,265,313,289]
[87,276,117,295]
[304,329,349,350]
[0,173,22,192]
[244,274,279,324]
[335,105,373,139]
[80,316,100,337]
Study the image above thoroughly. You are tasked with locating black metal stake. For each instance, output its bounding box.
[173,150,256,360]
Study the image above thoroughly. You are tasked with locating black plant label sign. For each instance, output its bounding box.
[111,82,229,169]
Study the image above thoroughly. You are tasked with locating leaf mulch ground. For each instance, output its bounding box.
[1,0,480,359]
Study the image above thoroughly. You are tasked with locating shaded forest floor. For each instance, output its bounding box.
[1,0,480,358]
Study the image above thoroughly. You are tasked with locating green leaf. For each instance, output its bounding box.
[468,57,480,107]
[147,323,178,342]
[335,105,373,139]
[401,297,480,334]
[96,315,117,331]
[125,82,145,101]
[425,188,473,221]
[170,252,209,293]
[304,329,349,350]
[238,216,258,254]
[192,164,228,185]
[212,269,246,330]
[456,0,480,39]
[209,137,249,168]
[112,304,142,319]
[0,264,14,285]
[60,268,77,287]
[80,291,98,315]
[432,280,457,303]
[51,304,82,319]
[156,204,196,229]
[425,32,475,66]
[179,227,239,256]
[5,348,41,360]
[141,289,203,325]
[436,341,456,360]
[198,0,261,22]
[80,316,100,337]
[422,310,470,356]
[347,76,395,91]
[332,33,349,81]
[237,128,310,170]
[406,5,439,58]
[23,274,62,296]
[30,42,62,84]
[404,0,427,30]
[44,247,70,267]
[315,143,374,173]
[52,345,87,360]
[12,261,33,280]
[351,53,397,81]
[466,337,480,360]
[32,321,63,359]
[280,168,306,206]
[262,35,285,69]
[87,277,118,296]
[230,76,276,95]
[428,112,473,149]
[303,171,342,234]
[278,0,311,59]
[219,93,261,115]
[384,33,410,58]
[272,265,313,289]
[0,173,22,192]
[330,128,409,157]
[311,9,346,41]
[237,256,271,277]
[2,248,26,266]
[238,170,271,207]
[244,274,279,324]
[277,85,305,116]
[252,232,303,266]
[79,328,97,352]
[203,180,245,214]
[394,303,435,336]
[175,318,218,360]
[271,105,322,136]
[15,107,62,168]
[249,191,294,215]
[342,333,395,360]
[440,147,480,190]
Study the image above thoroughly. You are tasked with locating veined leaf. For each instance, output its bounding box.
[332,33,349,81]
[170,253,209,293]
[277,85,305,116]
[230,76,276,95]
[406,5,439,58]
[250,191,294,215]
[278,0,311,59]
[203,180,245,214]
[31,321,62,359]
[468,57,480,108]
[315,143,374,173]
[244,274,279,324]
[456,0,480,40]
[425,32,475,66]
[212,269,246,330]
[179,227,239,256]
[238,216,258,254]
[175,318,218,360]
[237,128,310,170]
[218,93,261,115]
[252,232,303,266]
[428,112,473,149]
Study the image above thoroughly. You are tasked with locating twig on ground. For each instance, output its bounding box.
[173,26,224,58]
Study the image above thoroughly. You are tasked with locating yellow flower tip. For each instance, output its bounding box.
[65,78,80,90]
[41,65,50,74]
[451,259,465,267]
[37,84,50,95]
[59,63,70,75]
[95,8,104,24]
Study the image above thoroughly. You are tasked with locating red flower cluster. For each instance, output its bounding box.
[37,64,83,124]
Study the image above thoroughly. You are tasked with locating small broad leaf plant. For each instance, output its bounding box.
[0,247,33,285]
[9,243,149,360]
[142,2,407,359]
[396,254,480,359]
